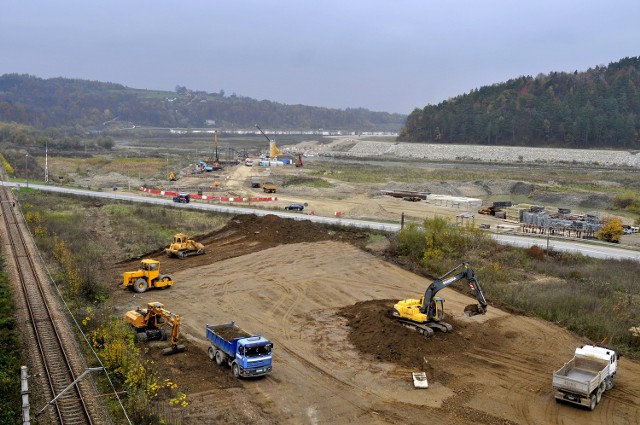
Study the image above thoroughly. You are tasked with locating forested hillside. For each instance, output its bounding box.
[399,57,640,149]
[0,74,405,132]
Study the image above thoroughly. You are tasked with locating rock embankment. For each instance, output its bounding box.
[319,140,639,167]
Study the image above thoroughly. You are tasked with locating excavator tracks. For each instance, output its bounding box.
[396,318,453,337]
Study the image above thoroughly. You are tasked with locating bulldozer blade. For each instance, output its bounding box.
[162,344,186,355]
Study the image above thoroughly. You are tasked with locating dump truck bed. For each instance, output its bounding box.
[206,323,252,357]
[552,356,609,396]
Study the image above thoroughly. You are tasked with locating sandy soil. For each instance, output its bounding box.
[111,214,640,425]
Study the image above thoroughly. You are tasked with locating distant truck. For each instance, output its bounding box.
[262,181,277,193]
[552,345,618,410]
[206,323,273,378]
[250,176,261,188]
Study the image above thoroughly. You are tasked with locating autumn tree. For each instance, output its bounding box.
[596,217,624,243]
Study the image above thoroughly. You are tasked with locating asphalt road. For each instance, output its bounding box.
[10,182,640,262]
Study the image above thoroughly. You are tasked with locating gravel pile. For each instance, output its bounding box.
[322,140,639,167]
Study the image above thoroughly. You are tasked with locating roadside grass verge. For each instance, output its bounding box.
[395,218,640,357]
[103,203,227,258]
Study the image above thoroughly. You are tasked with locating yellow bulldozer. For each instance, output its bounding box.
[165,233,206,259]
[124,301,185,355]
[122,259,174,293]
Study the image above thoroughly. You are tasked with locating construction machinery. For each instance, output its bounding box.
[169,171,177,181]
[255,124,284,159]
[262,181,277,193]
[122,259,174,293]
[392,262,488,337]
[125,302,185,355]
[165,233,206,259]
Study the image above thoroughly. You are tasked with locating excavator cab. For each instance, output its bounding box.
[426,297,445,321]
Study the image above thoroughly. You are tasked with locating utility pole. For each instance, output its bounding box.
[45,143,49,183]
[25,154,29,188]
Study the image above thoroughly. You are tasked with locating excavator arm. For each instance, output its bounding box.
[160,309,185,355]
[419,262,488,318]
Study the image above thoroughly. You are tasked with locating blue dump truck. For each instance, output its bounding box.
[206,323,273,378]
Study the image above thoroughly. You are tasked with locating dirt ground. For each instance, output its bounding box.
[111,212,640,425]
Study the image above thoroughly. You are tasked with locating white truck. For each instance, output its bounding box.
[552,345,618,411]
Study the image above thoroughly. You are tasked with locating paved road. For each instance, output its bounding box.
[10,182,640,262]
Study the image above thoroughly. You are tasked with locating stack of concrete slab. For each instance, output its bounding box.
[426,194,482,209]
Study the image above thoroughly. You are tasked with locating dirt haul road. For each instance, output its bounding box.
[113,216,640,425]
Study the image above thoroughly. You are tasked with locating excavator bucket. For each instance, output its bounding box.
[161,344,186,356]
[464,304,485,317]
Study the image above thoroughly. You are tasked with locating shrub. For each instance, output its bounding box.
[596,217,624,243]
[612,191,639,211]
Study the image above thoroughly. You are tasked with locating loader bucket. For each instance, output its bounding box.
[161,344,186,355]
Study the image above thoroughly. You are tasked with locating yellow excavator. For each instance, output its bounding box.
[124,301,185,355]
[392,262,488,337]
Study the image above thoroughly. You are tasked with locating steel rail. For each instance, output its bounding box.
[0,187,93,424]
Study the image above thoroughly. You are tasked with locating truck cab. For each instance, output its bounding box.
[206,323,273,378]
[235,336,273,377]
[576,344,618,375]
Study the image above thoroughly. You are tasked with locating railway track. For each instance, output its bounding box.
[0,187,98,424]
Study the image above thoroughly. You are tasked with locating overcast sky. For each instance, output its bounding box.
[1,1,639,114]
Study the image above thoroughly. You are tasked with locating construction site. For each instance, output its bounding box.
[17,133,640,424]
[106,210,640,425]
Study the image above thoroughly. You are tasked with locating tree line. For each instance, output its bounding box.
[0,74,406,132]
[399,57,640,149]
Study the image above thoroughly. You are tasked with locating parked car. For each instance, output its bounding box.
[284,203,304,211]
[173,193,190,203]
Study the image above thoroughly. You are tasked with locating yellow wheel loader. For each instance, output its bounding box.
[124,302,185,355]
[165,233,205,259]
[392,262,488,337]
[122,259,174,293]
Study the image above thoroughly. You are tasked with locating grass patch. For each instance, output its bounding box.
[0,263,21,423]
[282,175,333,188]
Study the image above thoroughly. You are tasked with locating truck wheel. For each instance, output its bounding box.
[208,347,215,361]
[215,351,224,366]
[596,387,603,404]
[133,278,148,293]
[606,377,614,390]
[232,363,240,378]
[589,395,597,411]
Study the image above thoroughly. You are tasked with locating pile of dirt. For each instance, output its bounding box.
[338,299,499,370]
[126,214,370,276]
[217,214,366,245]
